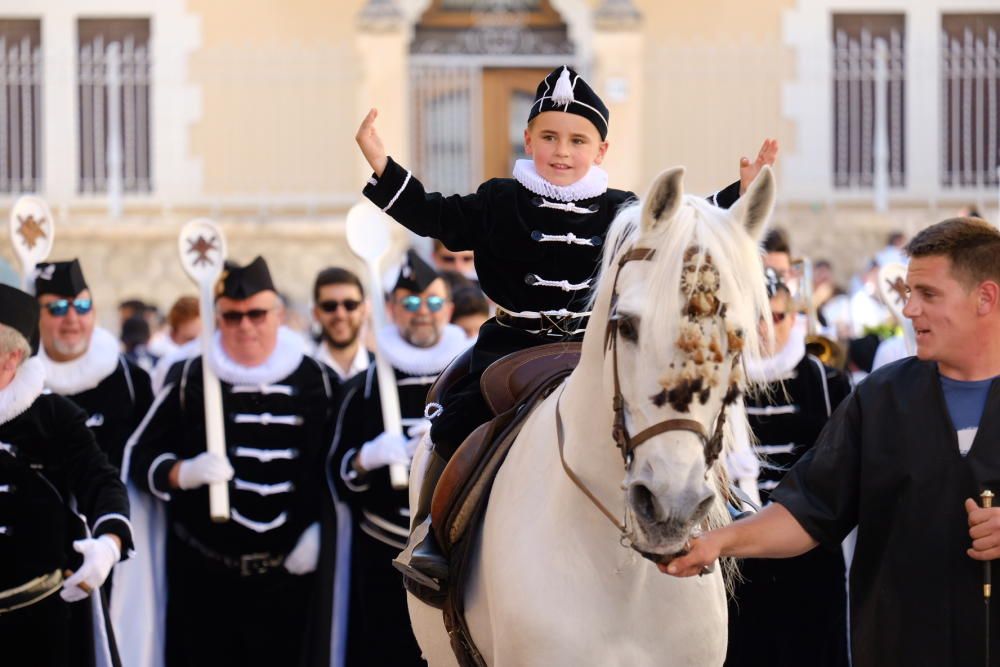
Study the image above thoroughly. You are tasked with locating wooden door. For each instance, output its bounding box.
[481,68,551,180]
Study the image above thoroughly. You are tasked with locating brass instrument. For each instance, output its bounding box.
[792,258,847,369]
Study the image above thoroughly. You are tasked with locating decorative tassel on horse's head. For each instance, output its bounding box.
[551,66,575,106]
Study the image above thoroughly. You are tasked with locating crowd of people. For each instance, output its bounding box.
[2,62,999,667]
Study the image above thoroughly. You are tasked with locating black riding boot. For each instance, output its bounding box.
[393,450,449,590]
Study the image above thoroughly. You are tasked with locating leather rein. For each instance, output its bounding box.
[555,245,736,541]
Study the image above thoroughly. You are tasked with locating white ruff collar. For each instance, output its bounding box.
[745,324,806,384]
[0,357,45,425]
[513,159,608,202]
[206,326,305,386]
[375,324,470,376]
[41,327,121,396]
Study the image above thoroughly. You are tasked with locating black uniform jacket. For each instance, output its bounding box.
[1,385,132,589]
[1,358,133,667]
[41,327,153,471]
[334,363,439,548]
[772,357,1000,666]
[749,354,852,501]
[127,352,337,558]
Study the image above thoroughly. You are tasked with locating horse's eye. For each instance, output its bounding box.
[618,316,639,342]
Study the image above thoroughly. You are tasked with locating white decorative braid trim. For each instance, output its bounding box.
[231,509,287,533]
[753,443,798,455]
[231,384,294,396]
[745,404,798,416]
[233,446,299,462]
[233,413,303,427]
[383,169,412,212]
[533,231,599,245]
[148,453,178,501]
[526,274,592,292]
[535,199,597,215]
[497,307,591,319]
[234,478,294,496]
[92,513,134,537]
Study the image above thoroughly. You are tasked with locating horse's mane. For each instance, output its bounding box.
[592,193,772,593]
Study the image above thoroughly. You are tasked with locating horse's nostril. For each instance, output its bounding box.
[629,483,661,523]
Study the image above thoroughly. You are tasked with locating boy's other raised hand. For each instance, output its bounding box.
[356,108,389,177]
[739,138,779,195]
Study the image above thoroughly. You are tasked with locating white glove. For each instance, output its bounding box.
[358,431,409,471]
[284,522,320,575]
[60,535,120,602]
[177,452,234,490]
[406,419,432,457]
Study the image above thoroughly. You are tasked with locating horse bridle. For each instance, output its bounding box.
[554,243,742,557]
[604,246,733,470]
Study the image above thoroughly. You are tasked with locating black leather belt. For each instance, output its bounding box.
[173,523,285,577]
[495,309,589,338]
[0,570,64,614]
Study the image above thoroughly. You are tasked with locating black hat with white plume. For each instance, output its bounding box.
[527,66,609,140]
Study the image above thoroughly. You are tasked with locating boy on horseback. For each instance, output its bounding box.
[356,65,776,589]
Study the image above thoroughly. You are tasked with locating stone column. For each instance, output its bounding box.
[592,1,643,195]
[355,0,410,180]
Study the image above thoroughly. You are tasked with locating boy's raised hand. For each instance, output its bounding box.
[356,108,389,178]
[739,138,779,195]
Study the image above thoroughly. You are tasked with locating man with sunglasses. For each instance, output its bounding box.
[331,250,468,666]
[33,260,153,474]
[122,256,344,666]
[311,266,372,381]
[724,266,852,667]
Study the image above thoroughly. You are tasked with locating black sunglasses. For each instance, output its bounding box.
[318,299,362,313]
[219,308,274,325]
[44,298,93,317]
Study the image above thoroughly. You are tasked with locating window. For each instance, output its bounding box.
[0,20,42,193]
[941,14,1000,188]
[832,14,905,189]
[77,18,151,195]
[410,63,479,195]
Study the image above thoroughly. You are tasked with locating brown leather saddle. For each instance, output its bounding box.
[427,342,581,553]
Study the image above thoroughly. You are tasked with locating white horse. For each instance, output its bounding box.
[407,166,776,666]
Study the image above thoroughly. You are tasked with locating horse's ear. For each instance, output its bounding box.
[642,167,685,231]
[730,165,775,241]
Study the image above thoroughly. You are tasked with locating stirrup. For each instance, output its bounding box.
[392,518,447,591]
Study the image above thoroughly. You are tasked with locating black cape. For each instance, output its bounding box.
[771,357,1000,666]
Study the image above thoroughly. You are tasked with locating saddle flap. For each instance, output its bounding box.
[427,346,475,407]
[480,342,581,416]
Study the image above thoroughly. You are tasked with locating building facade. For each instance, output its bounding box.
[0,0,997,316]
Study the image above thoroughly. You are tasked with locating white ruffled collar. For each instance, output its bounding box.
[513,159,608,203]
[375,324,470,376]
[745,323,806,384]
[206,326,305,386]
[40,327,121,396]
[0,357,45,425]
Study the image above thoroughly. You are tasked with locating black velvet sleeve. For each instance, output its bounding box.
[53,395,134,556]
[126,377,184,501]
[362,156,489,252]
[707,181,742,210]
[769,388,862,548]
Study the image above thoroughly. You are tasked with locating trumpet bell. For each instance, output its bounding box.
[805,334,847,370]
